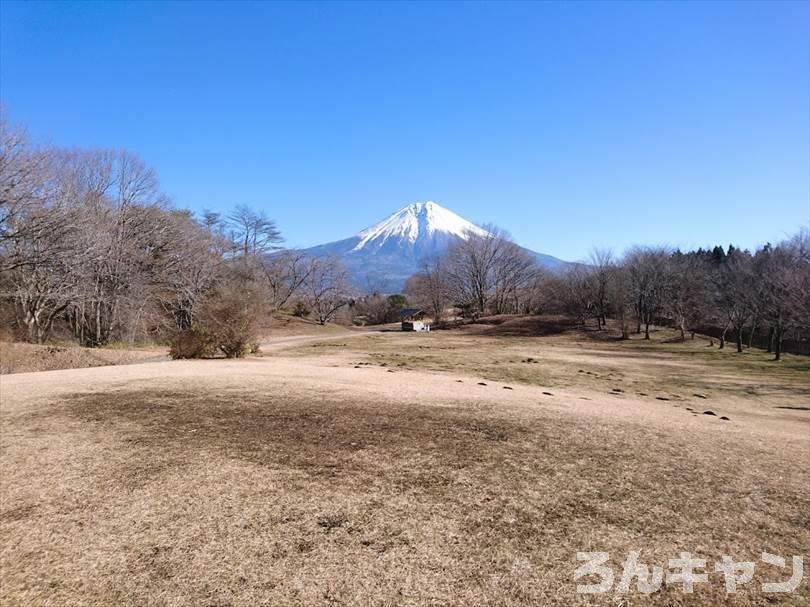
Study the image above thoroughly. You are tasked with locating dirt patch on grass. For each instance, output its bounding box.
[2,384,808,606]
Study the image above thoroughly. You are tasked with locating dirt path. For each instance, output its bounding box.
[258,328,385,352]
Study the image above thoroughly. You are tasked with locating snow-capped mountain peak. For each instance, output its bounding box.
[352,201,487,252]
[301,200,569,290]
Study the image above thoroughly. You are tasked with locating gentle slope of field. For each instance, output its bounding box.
[277,317,810,424]
[0,341,167,375]
[1,320,808,606]
[0,313,352,375]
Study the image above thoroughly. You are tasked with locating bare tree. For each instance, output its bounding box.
[446,226,499,316]
[5,205,79,343]
[710,247,754,352]
[260,249,317,313]
[227,204,283,257]
[609,265,633,339]
[1,114,300,349]
[0,121,70,274]
[64,150,169,346]
[491,240,538,315]
[589,248,615,329]
[759,232,809,360]
[302,256,351,325]
[625,247,669,340]
[665,252,710,340]
[156,210,227,333]
[0,118,50,257]
[0,129,82,342]
[558,264,596,326]
[405,256,450,323]
[444,226,537,318]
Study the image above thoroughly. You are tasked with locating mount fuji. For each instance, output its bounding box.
[303,201,569,291]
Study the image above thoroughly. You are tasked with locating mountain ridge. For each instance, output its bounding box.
[302,201,569,291]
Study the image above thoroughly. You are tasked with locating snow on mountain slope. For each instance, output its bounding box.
[352,201,487,251]
[302,201,569,291]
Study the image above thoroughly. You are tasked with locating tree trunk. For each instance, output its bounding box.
[24,305,44,344]
[644,321,650,340]
[41,304,67,345]
[774,327,783,361]
[736,326,743,353]
[767,326,775,353]
[95,303,102,347]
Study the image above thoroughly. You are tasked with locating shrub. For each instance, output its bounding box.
[168,327,217,359]
[203,284,264,358]
[292,300,310,318]
[167,276,268,360]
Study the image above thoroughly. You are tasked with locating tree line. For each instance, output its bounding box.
[405,227,809,360]
[3,115,807,360]
[0,117,352,356]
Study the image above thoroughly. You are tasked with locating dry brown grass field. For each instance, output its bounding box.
[1,317,808,606]
[0,341,168,375]
[0,314,350,375]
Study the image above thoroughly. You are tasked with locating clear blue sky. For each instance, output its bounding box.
[1,1,808,260]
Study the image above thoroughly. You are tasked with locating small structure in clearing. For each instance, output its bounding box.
[400,308,430,332]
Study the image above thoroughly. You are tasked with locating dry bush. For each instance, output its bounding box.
[202,286,264,358]
[292,299,310,318]
[168,277,268,359]
[167,327,217,359]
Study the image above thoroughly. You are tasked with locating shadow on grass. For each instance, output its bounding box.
[448,315,580,337]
